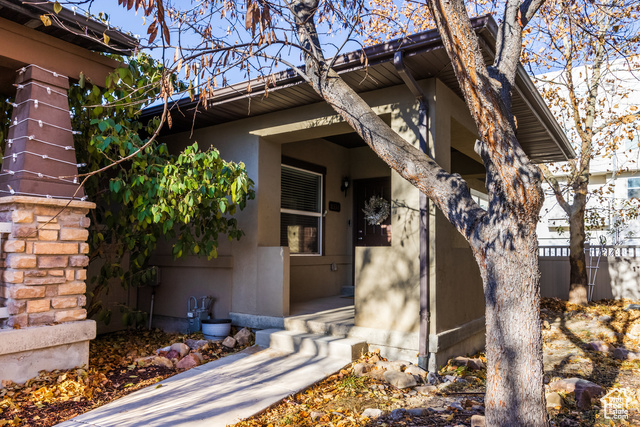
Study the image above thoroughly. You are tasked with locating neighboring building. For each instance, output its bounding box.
[139,15,573,369]
[536,61,640,246]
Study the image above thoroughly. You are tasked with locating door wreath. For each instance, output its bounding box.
[363,195,390,225]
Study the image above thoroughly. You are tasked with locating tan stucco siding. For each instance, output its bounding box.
[354,85,422,333]
[431,80,485,334]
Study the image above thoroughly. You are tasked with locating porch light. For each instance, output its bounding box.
[341,177,350,196]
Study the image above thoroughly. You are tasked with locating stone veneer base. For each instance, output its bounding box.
[0,320,96,384]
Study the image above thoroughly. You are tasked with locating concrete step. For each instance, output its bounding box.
[256,329,367,361]
[283,316,353,336]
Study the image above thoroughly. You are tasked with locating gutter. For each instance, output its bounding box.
[0,0,138,54]
[393,51,431,372]
[142,16,495,119]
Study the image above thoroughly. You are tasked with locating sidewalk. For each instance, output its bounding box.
[56,346,349,427]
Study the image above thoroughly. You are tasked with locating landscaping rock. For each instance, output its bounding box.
[383,371,417,389]
[405,408,429,416]
[151,356,174,369]
[234,328,252,346]
[627,323,640,338]
[222,336,236,348]
[375,360,406,372]
[452,356,486,371]
[365,368,387,381]
[134,356,155,365]
[426,372,440,384]
[624,303,640,311]
[613,347,640,360]
[156,346,171,354]
[166,349,180,360]
[405,364,427,378]
[309,411,325,421]
[588,341,612,353]
[447,402,464,411]
[176,353,202,370]
[415,385,437,394]
[471,415,486,427]
[362,408,384,419]
[576,387,593,410]
[546,392,564,409]
[353,362,373,377]
[549,377,604,398]
[185,339,209,351]
[171,343,190,358]
[598,315,613,322]
[437,381,454,392]
[389,408,406,420]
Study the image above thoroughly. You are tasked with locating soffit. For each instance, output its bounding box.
[142,16,574,163]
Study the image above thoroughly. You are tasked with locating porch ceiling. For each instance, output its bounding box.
[142,15,575,164]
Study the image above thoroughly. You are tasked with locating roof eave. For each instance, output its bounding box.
[0,0,138,54]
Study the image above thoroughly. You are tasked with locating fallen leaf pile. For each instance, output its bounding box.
[0,328,253,427]
[233,298,640,427]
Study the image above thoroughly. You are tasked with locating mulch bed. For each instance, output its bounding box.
[232,297,640,427]
[0,328,252,427]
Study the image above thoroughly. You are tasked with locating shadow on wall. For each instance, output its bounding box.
[354,200,421,334]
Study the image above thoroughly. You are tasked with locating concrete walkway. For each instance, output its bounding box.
[56,346,349,427]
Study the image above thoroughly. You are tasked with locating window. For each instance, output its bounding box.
[628,177,640,199]
[625,130,640,151]
[281,164,323,255]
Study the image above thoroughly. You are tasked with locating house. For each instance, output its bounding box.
[536,61,640,246]
[0,0,137,384]
[535,62,640,301]
[139,15,573,370]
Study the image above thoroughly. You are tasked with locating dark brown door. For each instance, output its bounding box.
[353,177,392,247]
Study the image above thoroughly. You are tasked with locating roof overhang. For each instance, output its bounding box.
[142,15,575,163]
[0,0,138,95]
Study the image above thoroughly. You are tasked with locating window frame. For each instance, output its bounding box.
[628,177,640,199]
[280,157,326,256]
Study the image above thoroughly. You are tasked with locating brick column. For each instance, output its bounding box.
[0,196,94,328]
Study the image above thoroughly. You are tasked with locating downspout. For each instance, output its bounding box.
[393,52,431,371]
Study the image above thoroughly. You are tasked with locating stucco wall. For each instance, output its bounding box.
[138,77,485,362]
[353,86,422,333]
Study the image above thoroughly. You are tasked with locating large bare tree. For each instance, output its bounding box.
[74,0,557,423]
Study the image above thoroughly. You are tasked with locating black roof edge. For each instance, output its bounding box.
[0,0,138,54]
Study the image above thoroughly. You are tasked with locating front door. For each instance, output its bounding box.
[353,177,392,247]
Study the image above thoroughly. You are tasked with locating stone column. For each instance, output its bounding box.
[0,197,94,328]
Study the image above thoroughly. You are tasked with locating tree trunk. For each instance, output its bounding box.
[288,1,549,424]
[568,191,588,304]
[477,216,548,426]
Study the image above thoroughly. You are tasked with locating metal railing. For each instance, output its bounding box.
[539,245,640,258]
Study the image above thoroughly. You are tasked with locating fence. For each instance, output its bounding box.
[539,245,640,301]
